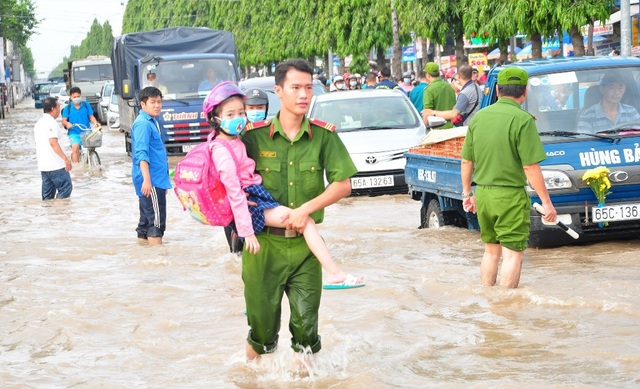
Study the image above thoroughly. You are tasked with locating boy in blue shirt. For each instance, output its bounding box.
[131,87,172,245]
[61,86,100,163]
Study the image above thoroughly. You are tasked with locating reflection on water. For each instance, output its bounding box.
[1,101,640,387]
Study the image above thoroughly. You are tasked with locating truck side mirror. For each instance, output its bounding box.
[63,74,68,83]
[121,79,134,100]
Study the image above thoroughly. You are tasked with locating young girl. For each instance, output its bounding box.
[203,82,363,287]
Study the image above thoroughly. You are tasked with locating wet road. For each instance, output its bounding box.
[1,100,640,388]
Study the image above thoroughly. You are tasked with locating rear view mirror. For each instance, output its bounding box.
[121,79,134,100]
[427,116,447,129]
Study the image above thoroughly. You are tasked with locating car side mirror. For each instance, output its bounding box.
[121,79,134,100]
[427,116,447,129]
[95,92,101,98]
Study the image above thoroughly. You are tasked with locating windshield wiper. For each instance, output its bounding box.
[538,130,617,142]
[596,121,640,135]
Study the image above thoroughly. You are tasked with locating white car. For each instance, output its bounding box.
[107,91,119,129]
[50,83,69,106]
[98,81,114,124]
[308,89,426,195]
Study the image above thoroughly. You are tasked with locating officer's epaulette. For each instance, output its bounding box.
[245,119,271,131]
[308,118,336,132]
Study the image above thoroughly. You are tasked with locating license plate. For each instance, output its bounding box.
[591,203,640,222]
[182,144,195,153]
[351,175,394,189]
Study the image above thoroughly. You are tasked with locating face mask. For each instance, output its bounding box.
[403,78,411,84]
[246,110,266,123]
[216,116,247,136]
[336,83,344,90]
[350,81,357,87]
[72,97,82,105]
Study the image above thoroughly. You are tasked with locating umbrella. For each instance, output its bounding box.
[487,46,521,60]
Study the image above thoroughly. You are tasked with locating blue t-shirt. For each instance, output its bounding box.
[63,101,94,134]
[131,110,172,196]
[198,78,222,92]
[409,82,428,112]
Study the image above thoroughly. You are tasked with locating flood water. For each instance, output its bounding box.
[1,100,640,388]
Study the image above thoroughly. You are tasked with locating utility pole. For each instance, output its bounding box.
[621,0,631,56]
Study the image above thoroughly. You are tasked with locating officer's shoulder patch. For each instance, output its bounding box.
[309,118,336,132]
[245,119,271,131]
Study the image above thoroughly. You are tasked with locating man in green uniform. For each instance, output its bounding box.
[241,59,357,362]
[422,62,457,129]
[460,67,557,288]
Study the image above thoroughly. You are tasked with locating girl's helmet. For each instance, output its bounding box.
[202,81,245,119]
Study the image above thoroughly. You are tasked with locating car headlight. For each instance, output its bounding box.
[526,170,573,192]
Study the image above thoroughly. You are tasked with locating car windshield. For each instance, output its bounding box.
[73,64,113,82]
[139,58,237,100]
[34,83,54,93]
[103,84,114,97]
[309,94,421,132]
[521,66,640,134]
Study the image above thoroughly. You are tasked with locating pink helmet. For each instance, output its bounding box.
[202,81,245,118]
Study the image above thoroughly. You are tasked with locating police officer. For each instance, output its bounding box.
[422,62,457,129]
[460,67,557,288]
[241,59,357,362]
[244,87,269,122]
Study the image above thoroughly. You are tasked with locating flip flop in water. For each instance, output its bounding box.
[323,274,365,290]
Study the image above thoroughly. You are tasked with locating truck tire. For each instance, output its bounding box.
[422,199,445,228]
[125,132,132,157]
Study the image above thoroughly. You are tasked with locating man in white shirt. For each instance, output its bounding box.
[34,97,73,200]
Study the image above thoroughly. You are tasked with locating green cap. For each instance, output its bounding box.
[497,67,528,85]
[424,62,440,76]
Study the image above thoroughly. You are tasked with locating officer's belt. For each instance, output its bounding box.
[264,227,302,238]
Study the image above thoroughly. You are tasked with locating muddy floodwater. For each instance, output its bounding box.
[1,100,640,388]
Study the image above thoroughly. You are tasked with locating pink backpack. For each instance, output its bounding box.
[173,133,238,226]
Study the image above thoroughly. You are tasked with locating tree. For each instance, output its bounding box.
[19,45,35,79]
[462,0,518,63]
[554,0,614,57]
[396,0,466,66]
[0,0,38,47]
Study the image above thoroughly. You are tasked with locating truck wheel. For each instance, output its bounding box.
[422,199,445,228]
[125,133,132,157]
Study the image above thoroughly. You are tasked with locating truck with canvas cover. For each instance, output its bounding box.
[111,27,240,155]
[404,57,640,247]
[64,56,113,115]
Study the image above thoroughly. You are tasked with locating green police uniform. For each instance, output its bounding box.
[241,115,357,355]
[461,76,546,250]
[423,78,457,129]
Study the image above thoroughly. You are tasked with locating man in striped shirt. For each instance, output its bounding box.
[578,73,640,134]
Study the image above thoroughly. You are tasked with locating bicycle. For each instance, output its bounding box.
[71,123,103,171]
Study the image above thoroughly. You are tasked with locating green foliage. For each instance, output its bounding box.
[0,0,38,47]
[348,54,369,75]
[47,19,113,79]
[115,0,616,67]
[19,45,35,78]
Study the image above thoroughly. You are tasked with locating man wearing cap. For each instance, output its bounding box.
[460,67,557,288]
[577,72,640,134]
[471,67,480,85]
[330,75,346,92]
[422,62,457,129]
[424,65,482,127]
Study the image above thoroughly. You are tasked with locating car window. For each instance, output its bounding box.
[103,84,114,97]
[111,92,118,104]
[310,95,420,131]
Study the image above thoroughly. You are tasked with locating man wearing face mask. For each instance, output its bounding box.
[243,87,269,122]
[399,71,414,93]
[331,75,346,92]
[61,86,100,163]
[347,74,361,90]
